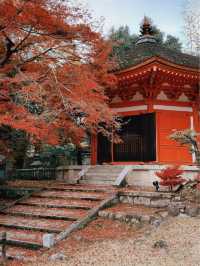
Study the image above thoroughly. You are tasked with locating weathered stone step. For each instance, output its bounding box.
[41,184,115,193]
[8,183,115,193]
[19,197,98,209]
[8,180,117,193]
[0,215,71,233]
[99,203,163,224]
[90,165,124,169]
[34,190,111,201]
[4,205,88,221]
[79,179,115,185]
[0,227,43,249]
[83,173,117,181]
[88,167,123,174]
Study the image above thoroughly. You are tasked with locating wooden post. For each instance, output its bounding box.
[91,134,97,165]
[1,232,7,261]
[111,128,114,163]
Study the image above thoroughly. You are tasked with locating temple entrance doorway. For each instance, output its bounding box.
[97,113,156,164]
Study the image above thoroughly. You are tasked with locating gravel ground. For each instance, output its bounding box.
[18,215,200,266]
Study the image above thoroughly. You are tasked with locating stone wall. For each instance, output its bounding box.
[56,165,87,183]
[119,191,175,208]
[119,190,200,217]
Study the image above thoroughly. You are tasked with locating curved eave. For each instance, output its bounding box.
[115,56,200,76]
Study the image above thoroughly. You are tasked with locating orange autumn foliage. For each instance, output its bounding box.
[0,0,119,148]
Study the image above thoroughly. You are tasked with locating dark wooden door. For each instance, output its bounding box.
[114,113,156,162]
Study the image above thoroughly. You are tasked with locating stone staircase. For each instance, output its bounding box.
[79,165,125,186]
[0,182,116,261]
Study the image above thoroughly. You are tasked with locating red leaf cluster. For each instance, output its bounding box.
[156,165,185,190]
[194,173,200,190]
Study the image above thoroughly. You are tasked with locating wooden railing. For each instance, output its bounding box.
[14,168,56,180]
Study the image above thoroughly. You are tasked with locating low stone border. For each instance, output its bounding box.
[99,208,168,227]
[119,191,177,208]
[167,201,200,217]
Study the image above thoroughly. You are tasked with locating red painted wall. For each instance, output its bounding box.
[157,110,192,164]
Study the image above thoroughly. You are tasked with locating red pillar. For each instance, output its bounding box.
[146,98,154,113]
[193,103,200,131]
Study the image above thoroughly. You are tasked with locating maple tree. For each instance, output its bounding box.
[156,165,185,191]
[0,0,119,152]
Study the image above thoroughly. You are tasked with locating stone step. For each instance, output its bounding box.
[0,245,37,260]
[4,205,88,221]
[0,214,71,233]
[90,165,124,169]
[0,227,43,249]
[79,179,115,186]
[34,190,111,201]
[19,197,98,209]
[7,183,115,193]
[8,180,118,192]
[98,203,162,224]
[41,184,115,193]
[83,173,117,181]
[88,167,123,174]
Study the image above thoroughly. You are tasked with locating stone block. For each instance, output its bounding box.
[158,211,168,218]
[131,217,140,225]
[98,211,107,217]
[122,197,129,203]
[109,212,115,219]
[115,213,124,220]
[150,199,170,208]
[185,205,199,217]
[49,253,68,261]
[140,215,151,223]
[150,218,162,227]
[127,196,134,204]
[134,197,151,206]
[43,233,55,248]
[167,205,180,217]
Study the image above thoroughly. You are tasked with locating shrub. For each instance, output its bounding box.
[156,165,185,191]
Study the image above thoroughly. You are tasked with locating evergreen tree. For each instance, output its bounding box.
[108,19,183,65]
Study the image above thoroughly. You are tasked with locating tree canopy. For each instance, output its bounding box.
[0,0,119,154]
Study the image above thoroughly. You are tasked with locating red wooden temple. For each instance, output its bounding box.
[91,18,200,166]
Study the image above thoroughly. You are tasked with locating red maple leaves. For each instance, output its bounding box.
[156,165,186,191]
[0,0,118,150]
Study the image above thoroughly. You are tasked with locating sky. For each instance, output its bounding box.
[83,0,187,43]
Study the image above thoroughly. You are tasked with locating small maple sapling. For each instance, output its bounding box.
[156,165,185,191]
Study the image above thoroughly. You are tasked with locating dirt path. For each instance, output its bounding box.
[13,216,200,266]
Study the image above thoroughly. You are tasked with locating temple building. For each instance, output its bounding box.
[91,18,200,166]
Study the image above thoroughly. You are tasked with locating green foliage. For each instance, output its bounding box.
[0,126,29,168]
[37,144,78,167]
[164,35,182,51]
[108,26,138,65]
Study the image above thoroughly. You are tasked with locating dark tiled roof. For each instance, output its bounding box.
[115,42,200,71]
